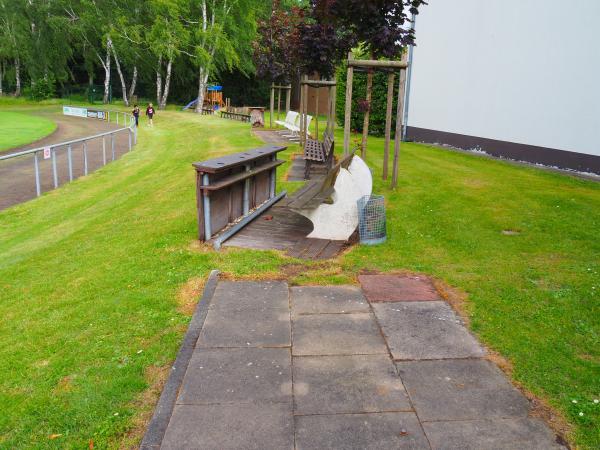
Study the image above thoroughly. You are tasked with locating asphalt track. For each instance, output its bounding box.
[0,112,130,211]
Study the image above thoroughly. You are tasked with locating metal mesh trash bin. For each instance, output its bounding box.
[357,195,387,245]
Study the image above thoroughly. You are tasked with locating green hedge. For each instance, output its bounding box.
[336,62,400,137]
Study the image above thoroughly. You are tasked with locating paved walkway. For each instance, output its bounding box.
[142,274,565,449]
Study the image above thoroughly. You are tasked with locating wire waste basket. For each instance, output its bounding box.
[357,195,387,245]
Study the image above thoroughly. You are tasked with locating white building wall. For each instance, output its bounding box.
[407,0,600,157]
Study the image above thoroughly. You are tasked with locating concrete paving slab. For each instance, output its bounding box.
[397,360,530,421]
[358,274,441,302]
[161,403,293,450]
[198,306,291,348]
[295,412,429,450]
[372,301,485,360]
[292,313,388,356]
[210,280,289,311]
[178,348,291,405]
[293,355,411,414]
[290,285,370,315]
[423,417,566,450]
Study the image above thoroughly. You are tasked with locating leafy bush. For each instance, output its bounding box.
[336,62,400,137]
[27,76,56,101]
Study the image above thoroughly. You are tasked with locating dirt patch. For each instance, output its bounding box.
[117,364,171,450]
[53,375,74,394]
[176,277,206,316]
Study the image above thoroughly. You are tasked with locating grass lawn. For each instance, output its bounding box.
[0,106,598,448]
[0,111,57,151]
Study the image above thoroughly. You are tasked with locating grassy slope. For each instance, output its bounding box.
[0,111,57,151]
[0,108,598,448]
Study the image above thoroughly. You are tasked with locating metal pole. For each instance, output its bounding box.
[111,134,115,161]
[116,112,119,126]
[128,128,132,151]
[83,141,88,175]
[391,68,407,188]
[102,136,106,165]
[242,165,251,214]
[67,144,73,181]
[34,152,41,197]
[269,155,276,198]
[202,174,212,240]
[51,148,58,188]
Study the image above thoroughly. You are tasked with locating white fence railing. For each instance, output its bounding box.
[0,107,137,201]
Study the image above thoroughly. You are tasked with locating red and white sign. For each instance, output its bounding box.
[43,147,51,160]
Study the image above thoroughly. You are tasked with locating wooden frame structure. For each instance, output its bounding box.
[269,83,292,128]
[343,52,408,188]
[298,77,337,147]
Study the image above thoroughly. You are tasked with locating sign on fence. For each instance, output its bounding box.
[87,110,106,120]
[63,106,88,118]
[43,147,51,160]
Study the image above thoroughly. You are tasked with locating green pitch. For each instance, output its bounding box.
[0,111,57,152]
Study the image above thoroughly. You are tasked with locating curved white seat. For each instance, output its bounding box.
[298,155,372,240]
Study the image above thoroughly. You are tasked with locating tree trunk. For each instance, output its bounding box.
[160,58,173,110]
[195,66,209,113]
[156,55,162,105]
[103,39,111,104]
[14,57,21,97]
[361,69,373,158]
[111,44,129,106]
[128,66,137,101]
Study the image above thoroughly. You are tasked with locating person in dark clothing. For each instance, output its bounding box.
[132,104,140,126]
[146,103,155,127]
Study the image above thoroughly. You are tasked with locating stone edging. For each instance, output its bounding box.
[139,269,220,449]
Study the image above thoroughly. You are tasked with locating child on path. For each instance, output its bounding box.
[132,104,140,126]
[146,103,155,127]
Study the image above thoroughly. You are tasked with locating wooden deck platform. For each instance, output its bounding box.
[223,204,349,259]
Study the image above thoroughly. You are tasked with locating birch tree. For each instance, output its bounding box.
[191,0,257,113]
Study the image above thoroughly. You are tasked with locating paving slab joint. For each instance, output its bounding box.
[139,269,220,449]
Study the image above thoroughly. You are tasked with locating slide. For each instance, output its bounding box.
[182,99,198,111]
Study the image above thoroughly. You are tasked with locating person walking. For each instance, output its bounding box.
[146,103,156,127]
[132,104,140,127]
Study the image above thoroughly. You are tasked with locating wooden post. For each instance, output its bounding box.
[331,79,337,135]
[361,69,373,158]
[277,87,281,122]
[343,52,354,155]
[383,72,395,180]
[302,76,309,146]
[299,75,306,146]
[269,83,275,128]
[315,85,320,138]
[285,85,291,114]
[391,68,407,188]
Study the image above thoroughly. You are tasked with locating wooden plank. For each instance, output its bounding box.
[348,59,408,69]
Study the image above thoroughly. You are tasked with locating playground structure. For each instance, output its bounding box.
[182,85,227,112]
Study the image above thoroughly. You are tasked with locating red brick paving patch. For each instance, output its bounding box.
[358,275,441,302]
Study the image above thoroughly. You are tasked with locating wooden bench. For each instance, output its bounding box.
[303,130,335,179]
[285,150,355,211]
[220,111,251,122]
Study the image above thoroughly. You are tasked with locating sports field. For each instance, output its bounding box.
[0,111,57,152]
[0,107,598,448]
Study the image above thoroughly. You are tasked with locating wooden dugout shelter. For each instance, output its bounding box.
[343,52,409,188]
